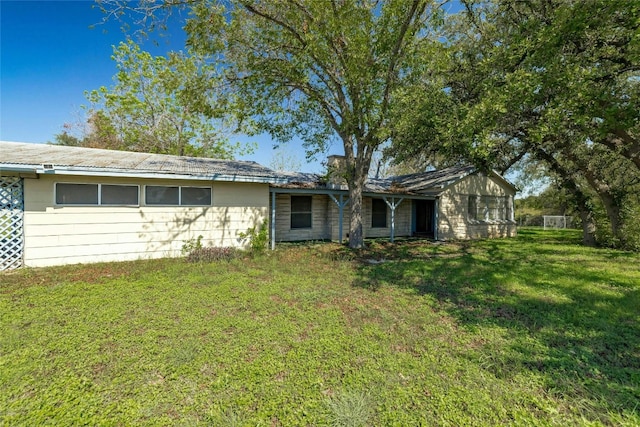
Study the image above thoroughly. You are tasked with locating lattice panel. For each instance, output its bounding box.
[1,176,24,271]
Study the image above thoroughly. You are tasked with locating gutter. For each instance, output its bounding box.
[0,163,289,185]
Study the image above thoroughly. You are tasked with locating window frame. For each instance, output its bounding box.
[55,182,140,206]
[144,185,212,207]
[290,195,313,229]
[371,198,388,228]
[468,194,509,222]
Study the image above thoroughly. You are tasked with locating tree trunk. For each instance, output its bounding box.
[534,147,597,246]
[577,200,597,247]
[348,178,365,248]
[345,142,374,249]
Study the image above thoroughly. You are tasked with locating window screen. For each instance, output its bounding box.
[146,186,179,205]
[291,196,312,229]
[181,187,211,206]
[101,185,139,205]
[371,198,387,228]
[56,183,98,205]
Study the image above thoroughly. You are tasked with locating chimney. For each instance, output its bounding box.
[326,155,347,189]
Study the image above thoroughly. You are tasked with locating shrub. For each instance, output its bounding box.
[239,220,269,255]
[186,246,238,263]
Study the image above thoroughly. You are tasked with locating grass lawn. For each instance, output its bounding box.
[1,228,639,426]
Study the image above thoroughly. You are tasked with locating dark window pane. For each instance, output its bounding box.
[371,198,387,228]
[146,186,179,205]
[291,195,312,212]
[56,183,98,205]
[291,213,312,228]
[102,185,138,205]
[291,196,312,228]
[181,187,211,206]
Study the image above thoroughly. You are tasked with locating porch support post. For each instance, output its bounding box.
[329,193,349,244]
[383,196,404,243]
[270,190,276,250]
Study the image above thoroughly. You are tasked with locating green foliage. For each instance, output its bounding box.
[182,0,446,248]
[180,235,203,256]
[78,40,253,158]
[1,230,639,425]
[327,390,375,427]
[186,247,238,263]
[392,0,640,249]
[182,235,238,262]
[238,219,268,255]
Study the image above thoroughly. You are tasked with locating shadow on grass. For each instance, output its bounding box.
[352,230,640,421]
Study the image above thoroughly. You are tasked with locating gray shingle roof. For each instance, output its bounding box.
[0,141,283,183]
[272,165,479,196]
[1,142,513,195]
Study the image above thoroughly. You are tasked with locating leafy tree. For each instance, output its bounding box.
[268,146,302,173]
[99,0,446,249]
[73,40,251,158]
[391,0,640,249]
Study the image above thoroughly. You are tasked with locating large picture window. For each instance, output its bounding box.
[371,198,387,228]
[291,196,312,229]
[145,186,211,206]
[56,183,139,206]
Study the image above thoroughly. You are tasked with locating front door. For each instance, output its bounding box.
[413,199,434,238]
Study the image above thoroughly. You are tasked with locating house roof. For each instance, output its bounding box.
[0,141,285,184]
[272,165,494,197]
[0,141,515,195]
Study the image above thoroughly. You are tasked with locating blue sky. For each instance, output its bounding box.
[0,0,324,170]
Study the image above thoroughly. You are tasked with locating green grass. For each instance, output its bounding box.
[1,228,639,426]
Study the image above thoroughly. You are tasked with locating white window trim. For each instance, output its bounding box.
[144,185,212,207]
[468,194,514,224]
[54,182,140,207]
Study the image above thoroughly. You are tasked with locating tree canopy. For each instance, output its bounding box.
[390,0,640,249]
[55,40,251,159]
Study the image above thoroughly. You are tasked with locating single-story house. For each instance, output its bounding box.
[1,142,516,270]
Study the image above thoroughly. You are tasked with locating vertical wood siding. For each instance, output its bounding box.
[274,194,412,242]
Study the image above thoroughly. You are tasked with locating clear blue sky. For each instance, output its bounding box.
[0,0,326,171]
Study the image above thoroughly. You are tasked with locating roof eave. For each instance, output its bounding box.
[0,163,287,184]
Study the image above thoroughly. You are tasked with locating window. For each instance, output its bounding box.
[291,196,312,229]
[468,195,478,221]
[56,183,98,205]
[371,198,387,228]
[101,185,139,205]
[146,186,179,205]
[469,195,508,221]
[182,186,212,206]
[145,186,211,206]
[55,183,139,206]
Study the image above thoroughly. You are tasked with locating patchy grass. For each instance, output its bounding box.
[1,228,638,425]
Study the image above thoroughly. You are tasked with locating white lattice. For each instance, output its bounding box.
[1,176,24,271]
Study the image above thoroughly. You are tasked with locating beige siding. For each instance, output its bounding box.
[437,174,516,240]
[23,175,268,267]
